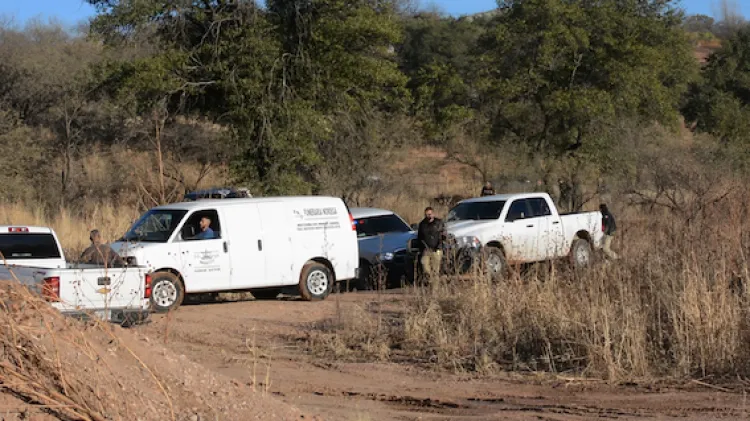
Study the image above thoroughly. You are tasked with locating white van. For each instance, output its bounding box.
[111,196,359,312]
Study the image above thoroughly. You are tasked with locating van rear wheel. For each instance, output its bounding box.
[150,272,184,313]
[299,262,333,301]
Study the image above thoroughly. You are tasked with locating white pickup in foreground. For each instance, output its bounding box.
[0,226,151,325]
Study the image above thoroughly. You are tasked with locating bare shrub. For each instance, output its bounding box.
[0,281,303,420]
[310,186,750,381]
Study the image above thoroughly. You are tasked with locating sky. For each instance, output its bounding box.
[0,0,747,26]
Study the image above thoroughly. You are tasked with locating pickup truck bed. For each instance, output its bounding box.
[0,225,151,325]
[0,264,152,326]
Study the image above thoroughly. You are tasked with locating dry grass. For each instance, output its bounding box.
[310,192,750,382]
[5,145,749,383]
[0,202,137,257]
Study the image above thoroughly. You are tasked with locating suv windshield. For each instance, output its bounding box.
[355,214,411,238]
[0,234,61,260]
[447,201,507,221]
[121,209,187,243]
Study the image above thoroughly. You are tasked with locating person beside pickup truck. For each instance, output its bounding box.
[600,204,619,260]
[417,207,446,280]
[80,229,125,267]
[480,181,495,197]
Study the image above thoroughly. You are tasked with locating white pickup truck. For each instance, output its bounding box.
[0,226,151,325]
[442,193,604,277]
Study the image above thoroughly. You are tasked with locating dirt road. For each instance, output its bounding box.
[135,291,749,421]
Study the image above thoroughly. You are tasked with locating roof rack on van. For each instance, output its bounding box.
[183,187,252,201]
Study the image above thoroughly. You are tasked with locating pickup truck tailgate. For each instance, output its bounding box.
[53,267,148,311]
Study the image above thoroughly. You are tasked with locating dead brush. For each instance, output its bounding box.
[309,191,750,382]
[0,280,175,421]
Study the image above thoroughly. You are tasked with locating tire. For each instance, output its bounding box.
[480,247,507,280]
[251,288,282,300]
[570,239,593,270]
[150,271,184,313]
[299,262,333,301]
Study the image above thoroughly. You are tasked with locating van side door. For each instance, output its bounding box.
[257,202,295,287]
[220,204,267,289]
[176,209,232,293]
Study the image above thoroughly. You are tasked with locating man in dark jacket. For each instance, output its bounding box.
[80,229,125,267]
[480,181,495,197]
[600,204,618,260]
[417,207,446,279]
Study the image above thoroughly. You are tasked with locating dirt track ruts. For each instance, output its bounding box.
[135,290,750,421]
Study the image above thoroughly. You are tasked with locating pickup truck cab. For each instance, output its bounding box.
[444,193,604,277]
[0,226,151,325]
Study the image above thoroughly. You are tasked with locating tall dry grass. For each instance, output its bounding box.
[0,202,138,257]
[311,191,750,381]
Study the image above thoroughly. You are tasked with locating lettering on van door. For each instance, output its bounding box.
[294,207,340,231]
[194,249,222,273]
[303,207,338,217]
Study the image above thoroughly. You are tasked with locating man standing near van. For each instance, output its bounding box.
[600,204,618,260]
[417,207,446,280]
[81,229,125,267]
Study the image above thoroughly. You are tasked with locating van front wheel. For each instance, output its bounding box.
[150,272,184,313]
[299,262,333,301]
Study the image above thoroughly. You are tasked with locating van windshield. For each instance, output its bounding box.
[447,201,507,221]
[0,234,61,260]
[121,209,187,243]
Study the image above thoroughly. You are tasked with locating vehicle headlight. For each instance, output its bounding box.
[456,236,481,248]
[376,252,395,261]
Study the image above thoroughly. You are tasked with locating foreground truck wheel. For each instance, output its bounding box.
[299,262,333,301]
[150,272,184,313]
[481,247,507,280]
[570,239,593,270]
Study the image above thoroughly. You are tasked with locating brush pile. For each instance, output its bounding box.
[0,281,305,421]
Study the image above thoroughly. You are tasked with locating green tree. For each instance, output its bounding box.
[268,0,407,108]
[476,0,696,209]
[683,26,750,163]
[89,0,409,194]
[399,13,488,140]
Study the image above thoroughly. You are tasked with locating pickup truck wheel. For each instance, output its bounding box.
[481,247,507,280]
[570,239,593,269]
[150,272,184,313]
[299,262,333,301]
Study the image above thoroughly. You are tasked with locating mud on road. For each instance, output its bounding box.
[135,291,749,421]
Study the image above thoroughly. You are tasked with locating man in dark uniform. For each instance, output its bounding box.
[417,207,446,279]
[600,204,618,260]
